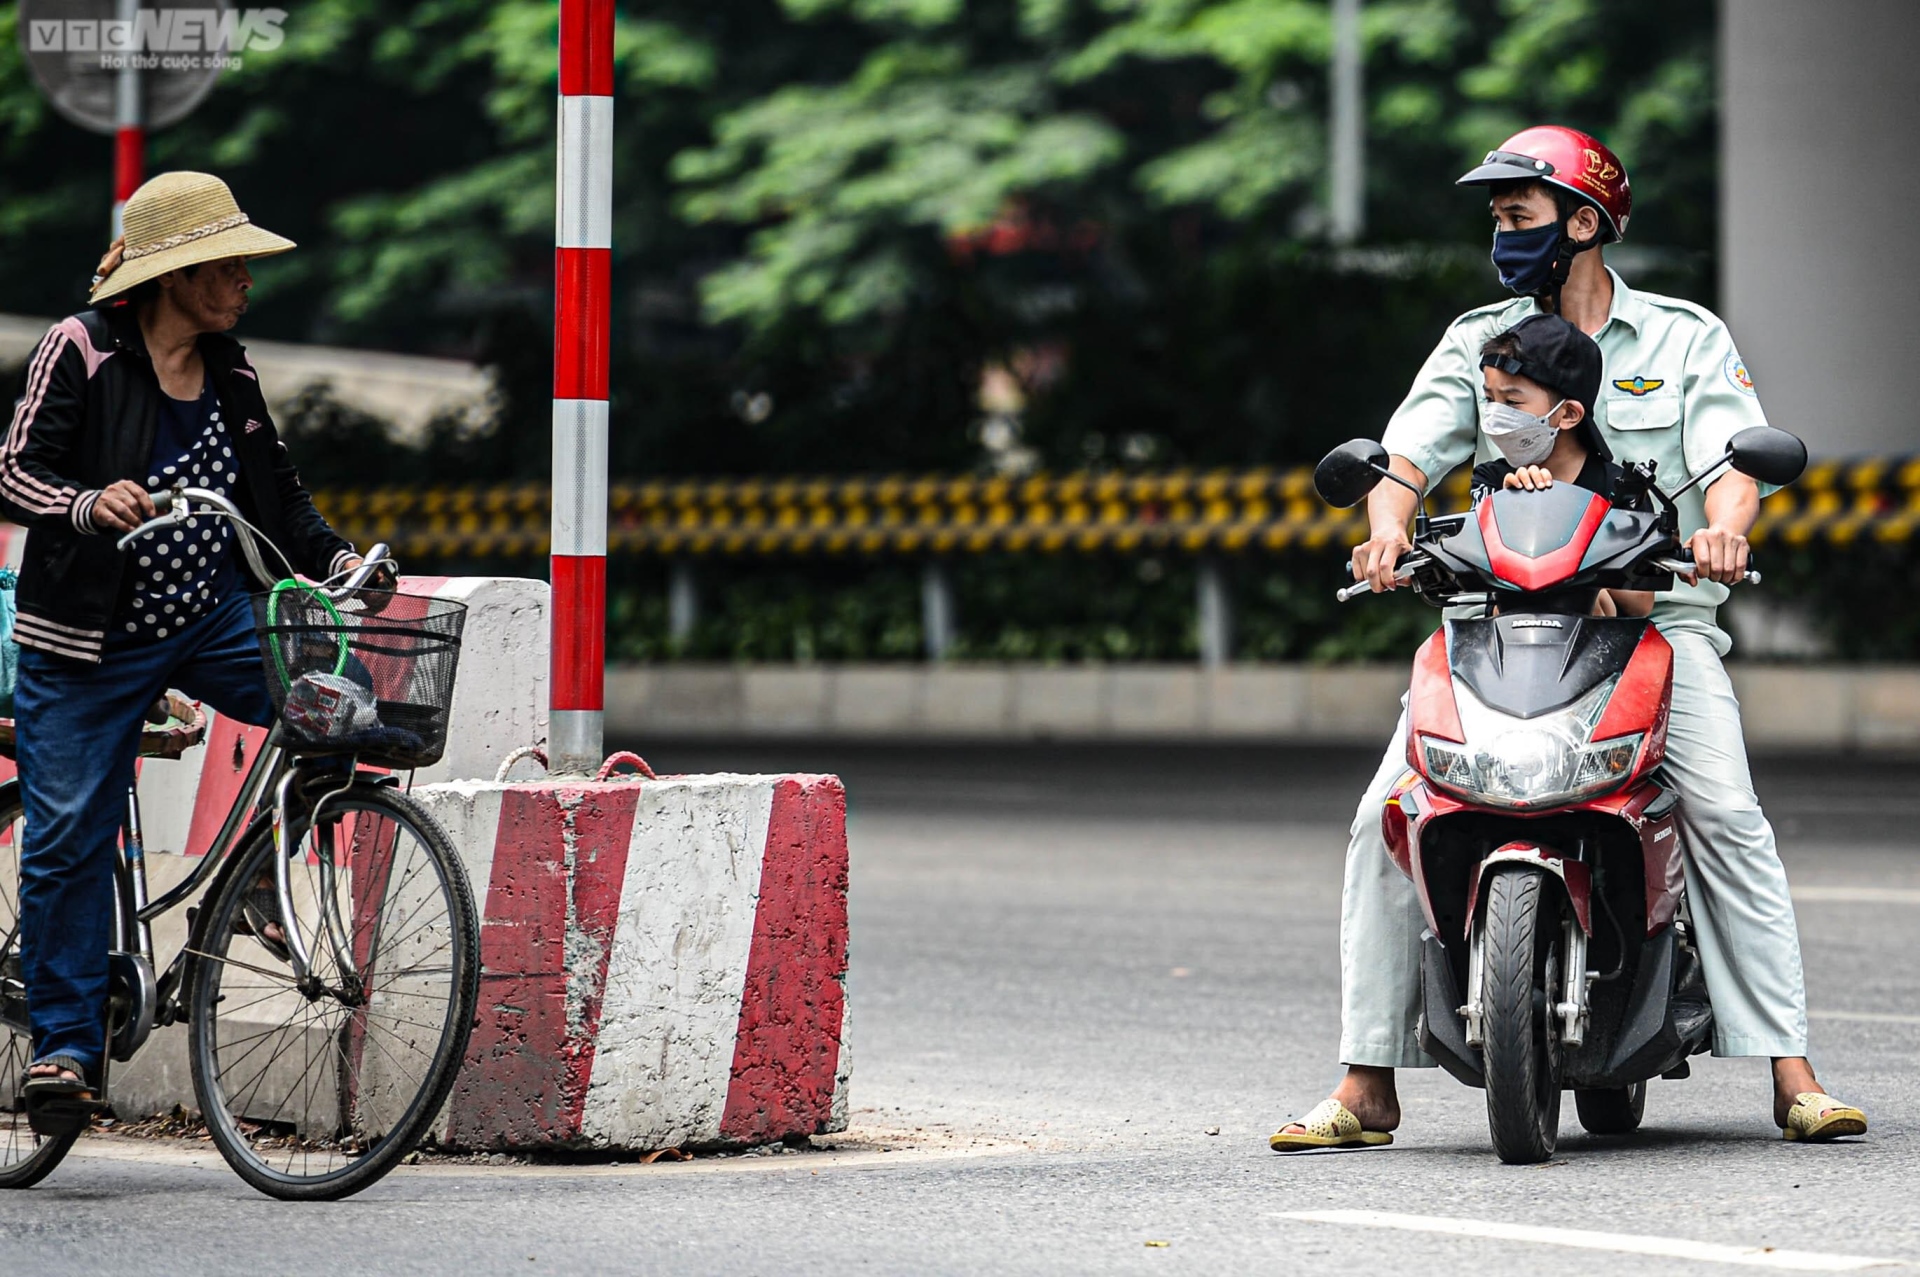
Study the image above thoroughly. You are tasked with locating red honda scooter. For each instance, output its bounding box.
[1313,426,1806,1164]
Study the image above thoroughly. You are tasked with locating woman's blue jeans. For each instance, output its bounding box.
[14,592,274,1073]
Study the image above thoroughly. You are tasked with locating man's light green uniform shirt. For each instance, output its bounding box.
[1381,268,1772,650]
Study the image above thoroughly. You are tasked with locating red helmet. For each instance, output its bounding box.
[1457,125,1632,243]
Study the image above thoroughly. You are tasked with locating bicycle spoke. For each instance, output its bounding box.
[221,998,325,1119]
[184,947,304,984]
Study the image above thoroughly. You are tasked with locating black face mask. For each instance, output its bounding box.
[1491,222,1563,296]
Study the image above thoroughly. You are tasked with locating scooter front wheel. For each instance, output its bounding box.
[1480,865,1562,1164]
[1575,1081,1647,1135]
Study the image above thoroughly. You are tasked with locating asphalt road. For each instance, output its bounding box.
[5,742,1917,1275]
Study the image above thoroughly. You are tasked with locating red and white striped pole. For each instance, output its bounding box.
[111,0,143,238]
[550,0,614,773]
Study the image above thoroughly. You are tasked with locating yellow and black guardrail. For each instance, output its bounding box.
[312,458,1920,562]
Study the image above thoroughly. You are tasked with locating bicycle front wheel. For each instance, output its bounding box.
[0,781,81,1189]
[188,780,478,1200]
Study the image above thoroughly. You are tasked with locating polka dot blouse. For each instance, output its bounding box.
[117,381,241,643]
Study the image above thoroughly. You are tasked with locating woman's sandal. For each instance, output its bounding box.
[1268,1098,1394,1152]
[1782,1092,1868,1142]
[22,1055,102,1137]
[233,876,292,963]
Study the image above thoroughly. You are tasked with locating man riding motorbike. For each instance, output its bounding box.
[1270,126,1866,1150]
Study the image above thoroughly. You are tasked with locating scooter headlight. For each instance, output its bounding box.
[1418,678,1642,809]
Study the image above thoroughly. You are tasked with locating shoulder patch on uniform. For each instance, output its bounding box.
[1724,352,1756,396]
[1611,377,1665,396]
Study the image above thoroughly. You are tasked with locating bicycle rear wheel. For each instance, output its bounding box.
[0,781,81,1188]
[188,780,478,1200]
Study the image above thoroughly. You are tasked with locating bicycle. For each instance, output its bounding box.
[0,484,480,1200]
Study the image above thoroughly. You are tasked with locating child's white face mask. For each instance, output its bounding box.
[1482,399,1567,467]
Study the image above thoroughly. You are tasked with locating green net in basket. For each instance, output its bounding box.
[252,585,467,768]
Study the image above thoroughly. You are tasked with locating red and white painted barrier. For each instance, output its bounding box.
[418,772,850,1150]
[549,0,614,773]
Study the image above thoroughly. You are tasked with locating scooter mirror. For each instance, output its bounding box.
[1725,426,1808,488]
[1315,439,1391,508]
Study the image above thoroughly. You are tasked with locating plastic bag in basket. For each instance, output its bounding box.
[282,671,380,740]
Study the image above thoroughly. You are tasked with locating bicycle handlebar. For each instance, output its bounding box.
[114,484,395,601]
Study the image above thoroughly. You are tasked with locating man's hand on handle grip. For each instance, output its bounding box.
[1350,527,1413,594]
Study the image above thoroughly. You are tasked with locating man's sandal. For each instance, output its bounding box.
[22,1056,103,1137]
[1782,1093,1868,1142]
[1269,1098,1393,1152]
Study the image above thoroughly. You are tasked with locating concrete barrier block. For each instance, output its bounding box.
[1108,667,1202,736]
[920,667,1011,736]
[1011,666,1105,737]
[416,577,548,785]
[86,774,853,1151]
[422,773,850,1150]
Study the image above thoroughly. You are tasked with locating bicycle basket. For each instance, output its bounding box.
[252,587,467,768]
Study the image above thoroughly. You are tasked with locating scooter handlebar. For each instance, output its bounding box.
[1650,556,1760,587]
[1337,558,1422,602]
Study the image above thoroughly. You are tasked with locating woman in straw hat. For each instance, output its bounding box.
[2,171,388,1126]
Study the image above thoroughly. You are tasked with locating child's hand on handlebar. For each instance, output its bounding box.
[1502,466,1555,492]
[90,480,158,533]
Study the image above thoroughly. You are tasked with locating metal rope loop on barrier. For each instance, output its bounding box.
[494,744,549,783]
[596,750,657,782]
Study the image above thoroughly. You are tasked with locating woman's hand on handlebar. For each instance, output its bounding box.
[89,479,158,533]
[339,556,396,588]
[1350,525,1413,593]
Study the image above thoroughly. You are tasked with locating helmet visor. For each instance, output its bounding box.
[1457,149,1559,187]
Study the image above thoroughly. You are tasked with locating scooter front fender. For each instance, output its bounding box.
[1461,842,1593,938]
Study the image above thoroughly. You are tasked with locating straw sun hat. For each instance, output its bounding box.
[90,171,296,303]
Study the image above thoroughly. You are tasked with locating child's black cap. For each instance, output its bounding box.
[1480,313,1609,460]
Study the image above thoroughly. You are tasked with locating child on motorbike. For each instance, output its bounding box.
[1473,313,1652,618]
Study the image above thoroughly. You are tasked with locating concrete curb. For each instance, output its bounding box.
[607,661,1920,751]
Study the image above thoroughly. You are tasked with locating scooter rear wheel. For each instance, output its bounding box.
[1575,1081,1647,1135]
[1481,865,1562,1164]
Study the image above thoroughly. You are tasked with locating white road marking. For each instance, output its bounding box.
[1279,1210,1908,1271]
[1793,886,1920,905]
[1810,1009,1920,1026]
